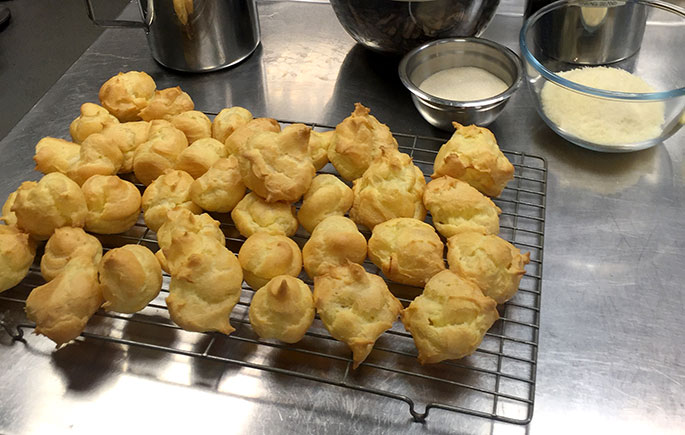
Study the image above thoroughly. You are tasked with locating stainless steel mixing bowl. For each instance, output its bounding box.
[398,38,522,130]
[330,0,501,54]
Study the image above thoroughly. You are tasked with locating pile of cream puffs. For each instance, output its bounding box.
[0,71,529,366]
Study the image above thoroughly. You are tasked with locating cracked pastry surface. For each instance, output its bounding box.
[401,269,499,364]
[328,103,398,181]
[423,175,501,238]
[249,275,315,343]
[349,149,426,230]
[297,174,353,234]
[139,86,195,121]
[70,102,120,144]
[98,71,156,122]
[367,217,445,287]
[446,230,529,304]
[82,175,141,234]
[33,137,81,176]
[155,208,225,272]
[11,173,87,240]
[0,225,35,293]
[236,123,315,203]
[133,120,189,186]
[302,216,367,279]
[171,110,212,144]
[309,130,334,171]
[224,117,280,155]
[67,133,125,185]
[190,156,246,213]
[41,227,103,282]
[141,169,201,232]
[238,232,302,290]
[432,122,514,197]
[212,106,253,144]
[174,137,228,179]
[99,244,162,314]
[230,192,298,238]
[100,121,151,174]
[313,262,402,368]
[25,256,104,347]
[1,190,18,226]
[164,231,243,335]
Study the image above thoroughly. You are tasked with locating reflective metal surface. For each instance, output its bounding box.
[329,0,501,53]
[0,1,684,434]
[399,37,522,129]
[530,0,648,64]
[86,0,260,72]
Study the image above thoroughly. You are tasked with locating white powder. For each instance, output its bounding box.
[540,67,664,146]
[418,67,509,101]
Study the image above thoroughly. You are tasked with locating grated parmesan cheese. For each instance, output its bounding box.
[418,67,509,102]
[540,67,664,146]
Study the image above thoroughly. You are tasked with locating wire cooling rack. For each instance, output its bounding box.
[0,121,547,425]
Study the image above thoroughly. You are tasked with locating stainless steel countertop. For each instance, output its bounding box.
[1,2,683,434]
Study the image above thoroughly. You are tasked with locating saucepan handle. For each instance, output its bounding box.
[83,0,153,30]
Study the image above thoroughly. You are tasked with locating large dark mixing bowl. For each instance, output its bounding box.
[330,0,501,54]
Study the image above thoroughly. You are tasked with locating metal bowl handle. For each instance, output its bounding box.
[83,0,152,30]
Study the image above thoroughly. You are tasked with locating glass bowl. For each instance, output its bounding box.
[330,0,501,54]
[520,0,685,152]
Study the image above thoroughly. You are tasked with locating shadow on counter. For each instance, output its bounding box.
[322,44,450,139]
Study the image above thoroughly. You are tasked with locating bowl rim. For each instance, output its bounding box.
[398,37,523,109]
[519,0,685,101]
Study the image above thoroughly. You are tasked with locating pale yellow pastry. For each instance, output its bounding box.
[174,137,228,179]
[172,0,193,25]
[328,103,399,181]
[313,262,402,368]
[349,149,426,230]
[400,269,499,364]
[25,256,103,347]
[238,232,302,290]
[249,275,314,343]
[432,122,514,197]
[1,190,18,226]
[154,207,225,272]
[0,225,35,293]
[368,218,445,287]
[164,231,243,335]
[230,192,298,237]
[190,156,246,213]
[12,173,87,240]
[302,216,366,279]
[67,133,124,185]
[171,110,211,144]
[446,231,530,304]
[70,102,120,144]
[33,137,80,175]
[141,169,201,232]
[224,117,280,155]
[423,176,501,238]
[237,123,315,203]
[139,86,195,121]
[309,130,334,170]
[99,71,156,122]
[101,121,151,173]
[99,244,162,314]
[133,119,189,185]
[81,175,142,234]
[212,106,253,144]
[41,227,102,282]
[297,174,353,234]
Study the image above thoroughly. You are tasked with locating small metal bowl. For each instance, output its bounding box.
[398,38,522,130]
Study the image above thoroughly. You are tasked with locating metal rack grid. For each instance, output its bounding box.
[0,122,547,425]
